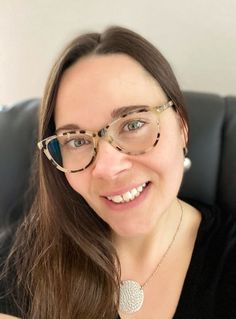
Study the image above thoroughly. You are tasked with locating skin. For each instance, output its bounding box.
[54,53,188,258]
[0,54,200,319]
[54,56,203,319]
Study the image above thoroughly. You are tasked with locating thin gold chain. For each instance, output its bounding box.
[141,200,183,289]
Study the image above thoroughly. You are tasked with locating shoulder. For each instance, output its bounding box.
[186,200,236,248]
[182,201,236,316]
[189,200,236,283]
[184,199,236,273]
[198,203,236,252]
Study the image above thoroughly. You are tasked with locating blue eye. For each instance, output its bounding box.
[124,120,145,131]
[67,138,90,148]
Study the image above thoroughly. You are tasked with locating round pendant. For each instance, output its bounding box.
[119,280,144,313]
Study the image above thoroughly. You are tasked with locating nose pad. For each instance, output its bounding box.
[92,140,132,179]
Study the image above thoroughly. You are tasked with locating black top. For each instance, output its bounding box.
[1,201,236,318]
[172,201,236,319]
[116,201,236,319]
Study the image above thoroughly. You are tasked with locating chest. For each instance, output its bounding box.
[118,205,202,319]
[118,251,191,319]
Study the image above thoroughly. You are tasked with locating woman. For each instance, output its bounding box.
[0,26,235,319]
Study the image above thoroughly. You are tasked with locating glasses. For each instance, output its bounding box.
[37,100,173,173]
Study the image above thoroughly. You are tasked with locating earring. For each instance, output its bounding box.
[183,147,192,171]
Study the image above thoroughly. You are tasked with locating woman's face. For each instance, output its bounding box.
[55,54,186,238]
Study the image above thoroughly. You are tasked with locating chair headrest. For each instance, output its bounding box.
[0,92,236,227]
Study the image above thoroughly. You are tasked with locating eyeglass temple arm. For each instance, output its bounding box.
[156,100,173,113]
[37,141,44,150]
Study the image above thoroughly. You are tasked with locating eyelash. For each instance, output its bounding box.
[64,138,90,148]
[122,119,146,132]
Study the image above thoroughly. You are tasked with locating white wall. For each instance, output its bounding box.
[0,0,235,105]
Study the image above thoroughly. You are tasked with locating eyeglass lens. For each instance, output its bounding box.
[47,110,160,171]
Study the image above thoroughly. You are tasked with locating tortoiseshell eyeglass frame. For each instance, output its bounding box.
[37,100,173,173]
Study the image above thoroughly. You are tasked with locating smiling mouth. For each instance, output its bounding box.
[105,182,149,204]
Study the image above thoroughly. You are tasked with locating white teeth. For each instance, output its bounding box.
[111,195,123,203]
[123,191,132,202]
[131,188,139,197]
[137,185,143,192]
[106,182,148,204]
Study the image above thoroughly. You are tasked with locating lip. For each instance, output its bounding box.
[101,181,149,197]
[101,182,151,211]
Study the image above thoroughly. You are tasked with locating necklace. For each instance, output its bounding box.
[119,200,183,314]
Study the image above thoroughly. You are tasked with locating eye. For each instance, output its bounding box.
[123,119,145,131]
[66,138,90,148]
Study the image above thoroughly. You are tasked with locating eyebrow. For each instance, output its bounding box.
[55,104,148,133]
[111,104,148,118]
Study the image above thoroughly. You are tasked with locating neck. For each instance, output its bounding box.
[112,199,183,279]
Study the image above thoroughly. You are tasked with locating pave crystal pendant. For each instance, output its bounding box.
[119,280,144,313]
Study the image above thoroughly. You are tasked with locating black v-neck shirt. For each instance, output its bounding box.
[118,201,236,318]
[1,202,236,318]
[173,201,236,319]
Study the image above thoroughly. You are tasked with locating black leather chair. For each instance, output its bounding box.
[0,92,236,235]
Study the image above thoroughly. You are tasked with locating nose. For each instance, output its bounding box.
[91,140,132,180]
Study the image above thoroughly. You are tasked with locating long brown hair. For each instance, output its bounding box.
[2,26,188,319]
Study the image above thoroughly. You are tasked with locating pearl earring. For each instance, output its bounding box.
[183,147,192,171]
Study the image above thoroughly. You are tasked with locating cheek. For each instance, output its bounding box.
[146,132,184,190]
[160,151,184,188]
[65,172,90,199]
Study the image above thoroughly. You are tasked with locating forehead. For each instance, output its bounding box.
[55,54,167,130]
